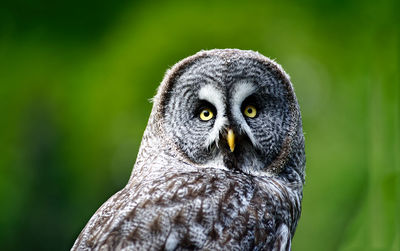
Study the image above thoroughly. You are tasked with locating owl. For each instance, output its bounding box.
[72,49,305,251]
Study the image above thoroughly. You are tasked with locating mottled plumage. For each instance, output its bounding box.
[72,49,306,251]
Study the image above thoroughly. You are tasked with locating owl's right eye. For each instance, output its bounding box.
[199,108,214,121]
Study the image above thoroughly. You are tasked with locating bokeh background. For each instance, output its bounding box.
[0,0,398,250]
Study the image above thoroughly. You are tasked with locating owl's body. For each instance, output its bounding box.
[72,49,305,251]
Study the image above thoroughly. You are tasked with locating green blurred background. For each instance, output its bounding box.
[0,0,398,250]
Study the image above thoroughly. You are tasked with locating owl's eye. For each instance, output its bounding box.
[199,108,214,121]
[243,105,257,118]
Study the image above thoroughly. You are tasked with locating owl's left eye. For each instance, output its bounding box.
[199,108,214,121]
[243,105,257,118]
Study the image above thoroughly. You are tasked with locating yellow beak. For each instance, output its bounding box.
[227,129,235,152]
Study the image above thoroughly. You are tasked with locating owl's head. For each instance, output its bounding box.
[149,49,305,181]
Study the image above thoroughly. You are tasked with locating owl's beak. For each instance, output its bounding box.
[227,129,235,152]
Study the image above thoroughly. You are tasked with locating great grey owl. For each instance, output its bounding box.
[72,49,305,251]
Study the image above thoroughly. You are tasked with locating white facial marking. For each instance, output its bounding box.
[232,81,256,108]
[231,81,261,148]
[198,85,227,147]
[202,153,228,170]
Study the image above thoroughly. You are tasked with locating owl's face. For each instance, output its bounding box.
[162,52,296,175]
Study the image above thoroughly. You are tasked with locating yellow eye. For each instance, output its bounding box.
[243,105,257,118]
[199,108,214,121]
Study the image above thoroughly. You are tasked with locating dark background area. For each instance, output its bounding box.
[0,0,398,250]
